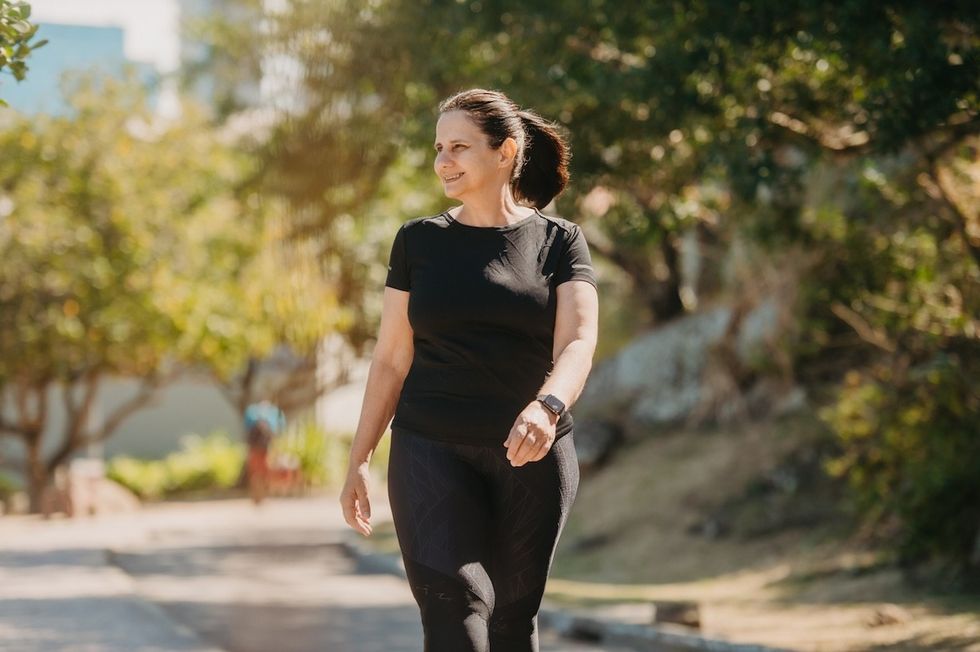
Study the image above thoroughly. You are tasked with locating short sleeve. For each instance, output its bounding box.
[554,224,597,288]
[384,224,411,291]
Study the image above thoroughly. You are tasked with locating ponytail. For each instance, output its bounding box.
[513,109,571,209]
[438,89,571,209]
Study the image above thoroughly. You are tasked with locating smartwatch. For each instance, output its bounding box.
[536,393,566,418]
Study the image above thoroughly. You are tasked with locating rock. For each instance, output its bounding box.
[42,460,140,518]
[652,600,701,629]
[571,418,622,470]
[866,603,911,627]
[746,378,807,419]
[578,307,731,431]
[573,300,802,465]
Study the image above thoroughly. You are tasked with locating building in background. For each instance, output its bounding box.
[3,0,180,116]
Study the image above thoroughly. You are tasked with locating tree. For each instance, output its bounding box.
[200,1,976,327]
[0,74,339,511]
[0,0,45,104]
[199,0,980,569]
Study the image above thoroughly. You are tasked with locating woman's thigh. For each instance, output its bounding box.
[386,429,579,606]
[386,429,497,607]
[471,432,580,607]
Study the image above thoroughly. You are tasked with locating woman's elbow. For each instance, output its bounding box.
[372,343,413,380]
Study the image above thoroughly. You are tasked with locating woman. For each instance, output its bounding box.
[340,88,599,652]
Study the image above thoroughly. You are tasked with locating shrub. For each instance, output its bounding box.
[106,424,394,499]
[164,431,245,493]
[106,456,169,500]
[107,430,245,500]
[269,420,390,488]
[822,353,980,577]
[0,472,19,505]
[271,419,331,487]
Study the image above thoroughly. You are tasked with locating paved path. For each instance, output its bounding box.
[0,495,630,652]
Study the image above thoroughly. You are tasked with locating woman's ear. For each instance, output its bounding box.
[498,137,518,168]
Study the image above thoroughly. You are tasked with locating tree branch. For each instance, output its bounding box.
[94,370,181,443]
[43,369,182,474]
[271,354,333,413]
[769,109,979,159]
[47,371,103,474]
[768,110,871,154]
[12,380,48,443]
[830,302,897,353]
[926,158,980,272]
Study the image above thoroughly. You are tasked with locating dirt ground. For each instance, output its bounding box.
[544,421,980,652]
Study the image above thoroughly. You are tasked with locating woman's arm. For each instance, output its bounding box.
[504,279,599,466]
[539,279,599,408]
[341,286,413,535]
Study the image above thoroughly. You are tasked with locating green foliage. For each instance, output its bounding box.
[0,72,343,511]
[270,420,391,489]
[823,355,980,573]
[0,73,248,383]
[0,0,46,104]
[0,470,18,502]
[106,424,393,500]
[270,419,331,487]
[106,457,170,500]
[107,431,246,500]
[203,0,977,325]
[165,432,246,493]
[0,71,341,385]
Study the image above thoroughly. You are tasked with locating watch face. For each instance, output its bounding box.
[541,395,564,415]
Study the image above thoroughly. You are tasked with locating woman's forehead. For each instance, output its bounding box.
[435,111,484,143]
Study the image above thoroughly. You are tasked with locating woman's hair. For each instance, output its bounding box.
[438,88,570,209]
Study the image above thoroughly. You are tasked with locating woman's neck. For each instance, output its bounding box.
[452,187,534,227]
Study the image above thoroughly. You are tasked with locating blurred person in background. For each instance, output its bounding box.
[341,88,599,652]
[244,400,285,505]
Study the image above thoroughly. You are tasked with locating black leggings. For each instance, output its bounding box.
[387,428,580,652]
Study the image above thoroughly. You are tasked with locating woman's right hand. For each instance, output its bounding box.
[340,463,373,536]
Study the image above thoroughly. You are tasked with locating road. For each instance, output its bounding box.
[109,498,632,652]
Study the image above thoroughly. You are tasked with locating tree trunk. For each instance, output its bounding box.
[648,238,685,322]
[25,439,48,515]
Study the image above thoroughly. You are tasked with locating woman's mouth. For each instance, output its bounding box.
[444,172,464,183]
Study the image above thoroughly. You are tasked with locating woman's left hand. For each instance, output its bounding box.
[504,401,558,466]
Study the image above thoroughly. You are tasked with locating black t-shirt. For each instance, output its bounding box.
[384,207,597,445]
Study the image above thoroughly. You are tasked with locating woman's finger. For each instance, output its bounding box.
[529,439,551,462]
[510,431,540,466]
[505,423,528,460]
[340,485,371,535]
[356,485,372,520]
[352,504,372,535]
[525,435,550,464]
[345,503,361,530]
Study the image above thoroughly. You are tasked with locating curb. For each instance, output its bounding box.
[338,533,794,652]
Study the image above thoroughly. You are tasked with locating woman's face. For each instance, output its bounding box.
[433,110,515,201]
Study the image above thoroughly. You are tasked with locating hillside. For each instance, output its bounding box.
[545,415,980,651]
